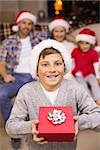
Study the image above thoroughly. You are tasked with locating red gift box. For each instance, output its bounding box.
[38,106,75,142]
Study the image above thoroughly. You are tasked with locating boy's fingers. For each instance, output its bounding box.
[32,120,39,134]
[73,115,79,140]
[33,133,48,144]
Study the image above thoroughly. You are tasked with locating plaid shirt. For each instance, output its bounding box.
[0,31,48,73]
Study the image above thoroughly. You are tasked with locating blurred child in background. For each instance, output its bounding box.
[71,28,100,105]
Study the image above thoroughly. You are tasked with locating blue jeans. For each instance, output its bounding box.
[0,72,34,122]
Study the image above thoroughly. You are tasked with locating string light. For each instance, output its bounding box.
[54,0,63,15]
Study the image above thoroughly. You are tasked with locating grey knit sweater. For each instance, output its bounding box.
[6,79,100,150]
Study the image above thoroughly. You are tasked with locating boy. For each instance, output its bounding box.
[6,39,100,150]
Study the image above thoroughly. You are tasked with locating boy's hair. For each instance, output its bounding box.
[37,47,66,74]
[39,47,63,58]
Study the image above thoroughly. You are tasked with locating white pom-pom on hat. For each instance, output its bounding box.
[12,10,37,32]
[94,46,100,52]
[12,25,19,32]
[29,39,72,79]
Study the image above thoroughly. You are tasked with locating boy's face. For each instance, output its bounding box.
[52,26,66,42]
[37,53,65,91]
[78,41,91,52]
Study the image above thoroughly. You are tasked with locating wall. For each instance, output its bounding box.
[0,1,19,22]
[0,0,48,23]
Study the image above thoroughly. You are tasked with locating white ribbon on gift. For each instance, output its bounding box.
[47,109,66,124]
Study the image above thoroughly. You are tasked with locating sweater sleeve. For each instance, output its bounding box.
[6,90,33,138]
[75,84,100,130]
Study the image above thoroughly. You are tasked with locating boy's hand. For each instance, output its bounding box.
[73,116,79,140]
[32,120,48,144]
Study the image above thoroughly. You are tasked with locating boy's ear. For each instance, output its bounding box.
[37,72,39,77]
[64,64,66,73]
[36,66,39,76]
[64,68,67,74]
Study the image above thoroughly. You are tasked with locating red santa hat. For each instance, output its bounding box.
[12,10,37,32]
[76,28,96,45]
[49,18,70,32]
[29,39,72,79]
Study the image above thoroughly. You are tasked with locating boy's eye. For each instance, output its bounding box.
[42,63,48,66]
[55,62,62,66]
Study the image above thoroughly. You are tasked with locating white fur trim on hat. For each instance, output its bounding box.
[29,39,72,79]
[49,19,70,32]
[76,34,96,45]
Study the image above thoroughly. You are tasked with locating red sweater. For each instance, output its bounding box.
[71,48,99,77]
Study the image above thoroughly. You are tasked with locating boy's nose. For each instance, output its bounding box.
[49,65,56,72]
